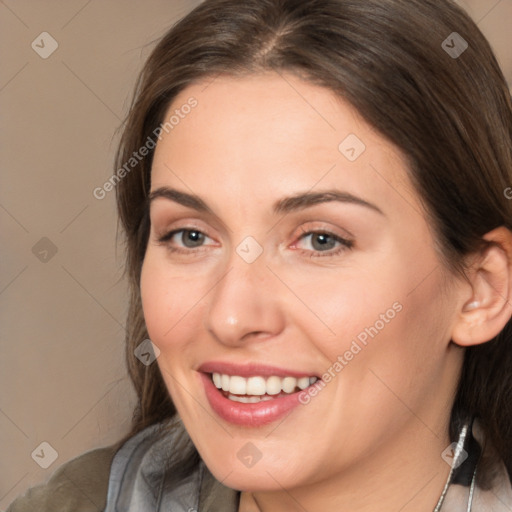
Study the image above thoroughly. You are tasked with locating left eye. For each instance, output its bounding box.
[296,232,352,252]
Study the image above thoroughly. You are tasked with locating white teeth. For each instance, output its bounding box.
[221,374,230,392]
[265,376,282,395]
[282,376,297,393]
[229,375,247,395]
[212,373,222,388]
[228,394,274,403]
[246,376,266,395]
[297,377,310,390]
[211,372,318,398]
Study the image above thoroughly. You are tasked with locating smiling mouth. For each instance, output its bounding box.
[211,372,319,403]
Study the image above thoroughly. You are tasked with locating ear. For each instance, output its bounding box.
[451,226,512,347]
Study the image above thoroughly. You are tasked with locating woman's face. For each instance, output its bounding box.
[141,73,464,492]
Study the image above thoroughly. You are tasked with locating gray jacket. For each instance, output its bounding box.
[7,416,512,511]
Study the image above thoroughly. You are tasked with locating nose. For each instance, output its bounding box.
[204,253,286,346]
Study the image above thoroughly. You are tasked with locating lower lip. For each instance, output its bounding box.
[201,373,306,427]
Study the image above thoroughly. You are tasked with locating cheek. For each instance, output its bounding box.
[140,254,206,351]
[275,262,401,354]
[286,253,451,394]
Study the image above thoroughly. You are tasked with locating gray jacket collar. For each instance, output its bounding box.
[103,416,511,511]
[104,417,239,512]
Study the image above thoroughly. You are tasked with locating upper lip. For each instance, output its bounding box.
[198,361,319,379]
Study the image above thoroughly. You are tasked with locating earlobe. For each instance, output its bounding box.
[451,227,512,347]
[462,300,480,312]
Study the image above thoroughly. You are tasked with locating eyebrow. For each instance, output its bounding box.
[273,190,384,216]
[149,187,210,212]
[148,187,384,216]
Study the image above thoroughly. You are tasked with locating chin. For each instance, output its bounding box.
[202,451,313,493]
[216,469,291,493]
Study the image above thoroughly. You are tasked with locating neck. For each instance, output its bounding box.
[239,419,453,512]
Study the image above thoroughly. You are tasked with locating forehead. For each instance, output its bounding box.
[150,72,420,218]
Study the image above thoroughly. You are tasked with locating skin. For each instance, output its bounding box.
[140,73,512,511]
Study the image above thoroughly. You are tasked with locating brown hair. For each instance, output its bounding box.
[115,0,512,483]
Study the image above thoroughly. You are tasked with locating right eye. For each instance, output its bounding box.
[157,228,216,252]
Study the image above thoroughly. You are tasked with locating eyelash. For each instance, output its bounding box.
[295,227,354,257]
[156,227,354,258]
[156,228,213,256]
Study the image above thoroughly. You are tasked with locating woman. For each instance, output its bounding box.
[8,0,512,510]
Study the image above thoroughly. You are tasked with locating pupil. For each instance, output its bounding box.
[312,233,335,251]
[183,230,204,247]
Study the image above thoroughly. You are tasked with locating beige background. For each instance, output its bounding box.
[0,0,510,508]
